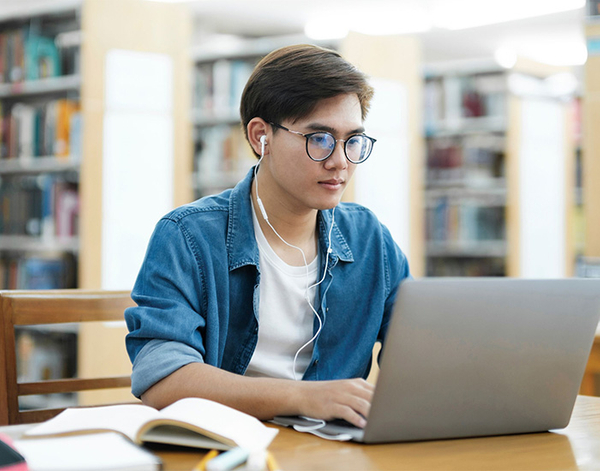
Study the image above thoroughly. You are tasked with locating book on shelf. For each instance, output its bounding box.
[425,71,506,133]
[16,324,76,382]
[0,99,81,160]
[0,175,79,239]
[194,58,255,119]
[18,256,69,290]
[0,28,26,83]
[23,397,279,452]
[195,125,255,194]
[426,198,505,243]
[24,34,62,81]
[427,257,505,277]
[0,253,76,290]
[0,26,77,85]
[426,134,505,185]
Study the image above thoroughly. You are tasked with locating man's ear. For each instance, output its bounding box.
[247,118,270,157]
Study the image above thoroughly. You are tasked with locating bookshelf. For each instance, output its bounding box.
[423,60,577,277]
[0,4,81,291]
[191,51,260,197]
[0,2,82,412]
[1,0,193,408]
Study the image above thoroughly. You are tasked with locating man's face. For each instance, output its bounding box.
[263,93,363,214]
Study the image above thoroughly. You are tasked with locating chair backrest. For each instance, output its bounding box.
[0,290,136,425]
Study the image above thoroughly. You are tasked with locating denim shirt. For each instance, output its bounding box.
[125,167,411,398]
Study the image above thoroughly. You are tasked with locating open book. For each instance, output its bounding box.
[23,397,279,452]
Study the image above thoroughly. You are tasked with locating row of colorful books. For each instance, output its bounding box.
[193,59,255,119]
[426,198,505,242]
[424,72,506,131]
[16,326,78,411]
[427,135,505,183]
[0,28,78,83]
[195,124,256,194]
[0,175,78,237]
[0,252,77,290]
[427,256,505,277]
[0,99,81,159]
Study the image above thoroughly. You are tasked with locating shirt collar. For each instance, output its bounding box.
[227,166,354,271]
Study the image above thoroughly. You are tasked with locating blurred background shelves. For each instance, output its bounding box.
[423,61,579,277]
[0,2,81,293]
[0,74,80,98]
[0,155,79,174]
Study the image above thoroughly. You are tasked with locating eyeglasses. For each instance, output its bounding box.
[269,122,376,164]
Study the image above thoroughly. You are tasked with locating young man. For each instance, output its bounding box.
[125,44,410,429]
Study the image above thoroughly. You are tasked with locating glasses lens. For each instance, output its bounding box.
[307,133,336,161]
[345,135,373,163]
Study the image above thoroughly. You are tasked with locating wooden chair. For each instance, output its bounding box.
[0,290,136,425]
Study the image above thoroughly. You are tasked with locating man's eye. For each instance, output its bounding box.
[311,134,333,148]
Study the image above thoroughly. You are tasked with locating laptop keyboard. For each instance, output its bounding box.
[325,418,360,429]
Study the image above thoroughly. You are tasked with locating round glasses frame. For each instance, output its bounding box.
[269,122,376,164]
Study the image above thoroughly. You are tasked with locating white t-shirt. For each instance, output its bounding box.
[245,203,319,380]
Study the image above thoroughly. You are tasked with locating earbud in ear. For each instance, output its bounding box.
[260,135,267,156]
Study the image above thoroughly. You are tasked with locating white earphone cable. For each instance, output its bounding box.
[254,137,334,381]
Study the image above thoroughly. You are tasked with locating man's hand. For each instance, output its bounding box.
[295,378,374,428]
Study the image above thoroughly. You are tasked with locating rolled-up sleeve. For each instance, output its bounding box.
[125,217,207,398]
[130,339,204,397]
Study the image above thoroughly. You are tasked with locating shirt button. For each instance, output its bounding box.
[314,359,319,365]
[326,308,329,312]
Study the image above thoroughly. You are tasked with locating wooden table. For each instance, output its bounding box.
[3,396,600,470]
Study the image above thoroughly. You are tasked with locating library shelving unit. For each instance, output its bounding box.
[1,0,193,407]
[423,59,577,277]
[191,41,261,198]
[0,2,82,412]
[0,3,81,291]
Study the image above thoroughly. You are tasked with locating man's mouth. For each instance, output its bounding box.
[319,179,344,190]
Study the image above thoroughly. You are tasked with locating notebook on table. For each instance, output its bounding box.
[274,278,600,443]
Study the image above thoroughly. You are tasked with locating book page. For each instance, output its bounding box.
[14,432,161,471]
[141,425,230,450]
[24,404,160,443]
[155,398,278,451]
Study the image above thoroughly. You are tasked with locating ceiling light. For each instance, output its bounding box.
[433,0,585,30]
[305,4,432,40]
[351,7,432,36]
[304,19,349,41]
[544,72,579,96]
[520,40,588,66]
[494,47,518,69]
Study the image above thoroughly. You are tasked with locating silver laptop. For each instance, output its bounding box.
[274,278,600,443]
